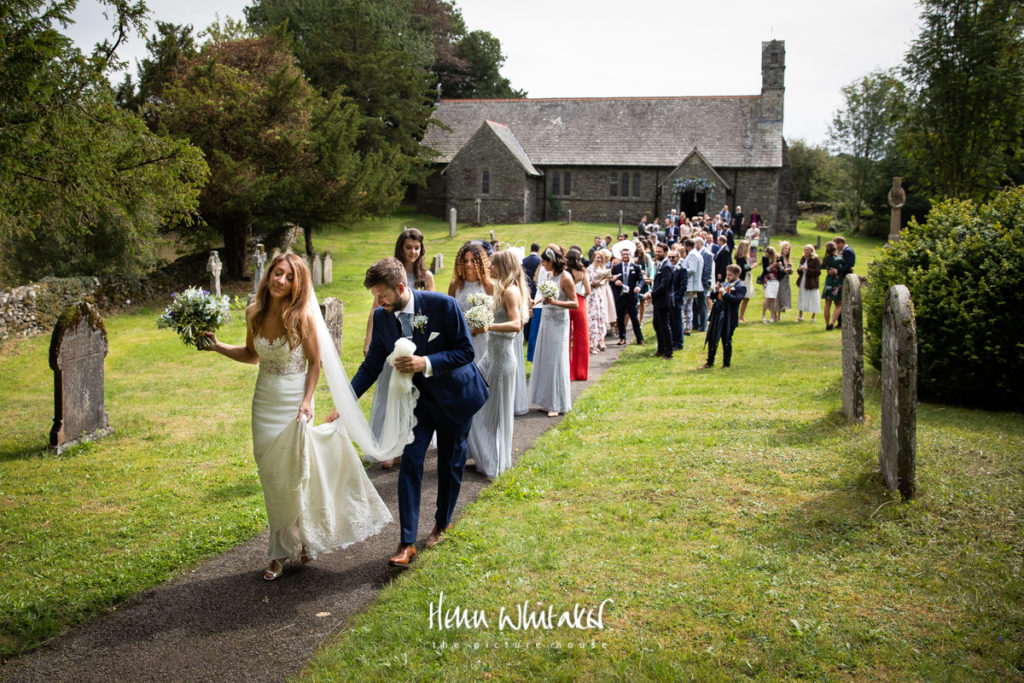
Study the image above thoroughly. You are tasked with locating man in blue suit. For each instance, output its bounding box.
[347,258,489,567]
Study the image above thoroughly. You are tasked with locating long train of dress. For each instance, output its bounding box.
[252,335,392,561]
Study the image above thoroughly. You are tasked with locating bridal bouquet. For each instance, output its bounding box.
[466,292,493,309]
[157,287,230,350]
[538,280,559,299]
[465,304,494,331]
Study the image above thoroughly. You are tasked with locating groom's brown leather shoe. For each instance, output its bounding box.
[425,523,453,549]
[388,543,416,568]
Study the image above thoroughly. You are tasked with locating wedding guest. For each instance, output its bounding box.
[205,253,392,580]
[822,241,843,330]
[745,220,761,263]
[733,239,754,323]
[599,248,617,342]
[732,204,745,234]
[365,228,435,468]
[527,257,551,360]
[713,234,731,283]
[587,235,604,262]
[703,264,747,369]
[635,242,655,324]
[566,247,591,380]
[796,244,822,322]
[467,252,527,479]
[449,242,494,362]
[719,204,731,225]
[586,249,611,352]
[698,237,714,331]
[682,238,703,335]
[646,242,675,359]
[777,241,794,319]
[668,246,687,350]
[528,245,577,417]
[611,247,646,345]
[748,208,762,231]
[828,236,856,329]
[760,245,781,323]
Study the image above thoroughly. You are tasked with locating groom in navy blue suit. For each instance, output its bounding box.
[348,258,489,567]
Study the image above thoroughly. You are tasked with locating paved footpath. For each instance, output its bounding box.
[2,344,626,682]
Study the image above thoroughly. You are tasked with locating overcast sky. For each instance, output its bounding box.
[68,0,923,146]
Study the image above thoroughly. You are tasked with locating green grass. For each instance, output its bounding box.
[2,214,1021,679]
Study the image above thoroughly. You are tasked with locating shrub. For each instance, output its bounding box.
[864,186,1024,409]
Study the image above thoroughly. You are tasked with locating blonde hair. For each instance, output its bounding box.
[804,244,818,259]
[490,251,529,320]
[734,239,750,260]
[779,240,792,258]
[251,252,312,349]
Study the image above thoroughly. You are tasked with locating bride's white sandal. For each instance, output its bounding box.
[264,558,286,581]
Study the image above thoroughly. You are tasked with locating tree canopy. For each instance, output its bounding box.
[0,0,207,284]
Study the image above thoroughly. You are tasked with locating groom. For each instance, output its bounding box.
[341,258,488,568]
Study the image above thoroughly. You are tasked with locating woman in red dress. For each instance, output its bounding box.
[566,247,592,380]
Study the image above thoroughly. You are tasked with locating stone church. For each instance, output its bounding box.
[417,40,798,233]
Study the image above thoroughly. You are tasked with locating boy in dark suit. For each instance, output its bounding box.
[703,264,746,369]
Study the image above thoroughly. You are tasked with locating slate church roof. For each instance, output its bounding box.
[423,96,784,169]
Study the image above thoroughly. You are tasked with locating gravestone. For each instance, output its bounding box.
[251,244,267,294]
[310,253,323,286]
[841,274,864,421]
[881,284,917,500]
[49,302,113,454]
[618,210,623,232]
[431,253,443,273]
[568,209,572,224]
[320,297,344,352]
[322,252,333,284]
[475,198,481,225]
[888,177,906,242]
[489,229,497,244]
[449,208,457,237]
[206,251,223,297]
[759,227,771,249]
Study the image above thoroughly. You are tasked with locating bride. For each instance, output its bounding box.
[204,253,396,581]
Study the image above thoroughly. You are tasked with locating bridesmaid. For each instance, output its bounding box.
[365,228,434,468]
[527,244,577,417]
[777,240,794,320]
[467,252,528,478]
[449,242,494,366]
[566,248,591,380]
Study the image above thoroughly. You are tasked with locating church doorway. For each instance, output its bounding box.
[679,190,706,218]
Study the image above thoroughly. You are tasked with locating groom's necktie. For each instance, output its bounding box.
[398,312,413,338]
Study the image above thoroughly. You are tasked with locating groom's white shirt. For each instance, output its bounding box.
[395,294,433,377]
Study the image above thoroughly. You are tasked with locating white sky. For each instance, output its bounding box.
[68,0,923,146]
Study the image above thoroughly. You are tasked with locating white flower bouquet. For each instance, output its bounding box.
[466,292,493,309]
[157,287,230,350]
[465,304,495,331]
[538,280,559,299]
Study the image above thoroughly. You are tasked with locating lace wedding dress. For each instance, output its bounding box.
[251,335,392,561]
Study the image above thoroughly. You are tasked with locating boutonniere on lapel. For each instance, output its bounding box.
[412,313,429,333]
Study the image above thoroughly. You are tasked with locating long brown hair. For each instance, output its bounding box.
[251,252,312,349]
[452,242,493,291]
[395,227,428,289]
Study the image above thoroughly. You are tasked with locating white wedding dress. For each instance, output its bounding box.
[251,335,392,561]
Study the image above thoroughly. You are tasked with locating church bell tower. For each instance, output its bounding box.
[761,40,785,121]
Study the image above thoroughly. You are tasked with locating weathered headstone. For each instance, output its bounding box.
[568,209,572,224]
[449,207,457,237]
[251,244,267,294]
[888,176,906,242]
[206,250,223,297]
[322,252,333,284]
[49,302,113,454]
[475,198,481,225]
[881,284,917,500]
[618,210,623,232]
[431,253,444,273]
[320,297,344,352]
[310,253,323,286]
[841,273,864,422]
[489,229,497,244]
[759,227,771,249]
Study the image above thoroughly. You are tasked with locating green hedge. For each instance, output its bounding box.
[864,187,1024,409]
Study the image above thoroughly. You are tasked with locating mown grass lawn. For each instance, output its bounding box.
[2,214,1020,679]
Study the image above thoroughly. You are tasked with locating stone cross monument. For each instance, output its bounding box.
[888,177,906,242]
[250,244,267,294]
[206,250,223,297]
[49,302,114,454]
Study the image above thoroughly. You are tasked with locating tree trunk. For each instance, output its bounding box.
[220,221,250,281]
[303,225,314,257]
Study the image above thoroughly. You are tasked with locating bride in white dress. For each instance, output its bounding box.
[205,253,396,581]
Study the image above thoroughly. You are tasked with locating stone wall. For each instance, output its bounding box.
[445,125,535,224]
[0,277,101,342]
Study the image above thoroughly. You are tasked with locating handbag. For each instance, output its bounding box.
[756,273,765,286]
